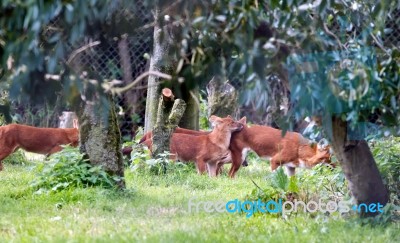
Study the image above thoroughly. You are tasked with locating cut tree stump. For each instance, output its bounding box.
[152,88,186,158]
[59,111,78,128]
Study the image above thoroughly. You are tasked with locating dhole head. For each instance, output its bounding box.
[209,115,243,132]
[70,132,80,147]
[313,139,335,168]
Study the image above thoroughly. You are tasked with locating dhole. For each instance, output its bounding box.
[121,127,209,157]
[137,116,243,177]
[0,120,80,171]
[133,122,248,172]
[171,115,243,176]
[227,117,333,177]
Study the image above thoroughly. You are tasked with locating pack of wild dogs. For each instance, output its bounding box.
[0,115,334,177]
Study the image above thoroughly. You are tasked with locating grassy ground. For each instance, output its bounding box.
[0,157,399,243]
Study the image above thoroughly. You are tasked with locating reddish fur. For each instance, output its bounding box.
[0,124,79,171]
[228,118,332,177]
[136,117,332,178]
[138,116,242,177]
[171,116,242,176]
[135,127,209,154]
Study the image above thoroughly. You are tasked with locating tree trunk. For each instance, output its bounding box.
[152,88,186,157]
[330,116,388,217]
[178,87,199,130]
[78,95,125,188]
[144,8,171,133]
[207,76,238,119]
[118,34,142,135]
[58,111,78,128]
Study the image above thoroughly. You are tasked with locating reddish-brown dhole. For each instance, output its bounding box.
[227,117,333,177]
[0,120,80,171]
[138,115,243,177]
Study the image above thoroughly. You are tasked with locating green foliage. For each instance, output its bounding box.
[0,0,139,106]
[30,146,121,193]
[371,137,400,205]
[126,126,195,176]
[162,0,400,133]
[357,203,400,226]
[269,167,289,192]
[2,150,26,166]
[246,167,298,207]
[130,149,191,176]
[296,165,348,202]
[199,93,211,130]
[246,164,349,217]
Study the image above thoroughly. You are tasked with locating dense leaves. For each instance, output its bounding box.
[31,146,121,193]
[165,0,400,133]
[0,0,135,105]
[2,0,399,132]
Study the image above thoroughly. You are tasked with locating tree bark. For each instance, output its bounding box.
[144,8,171,133]
[178,87,199,130]
[330,116,388,217]
[152,88,186,158]
[207,76,238,119]
[58,111,78,128]
[78,95,125,188]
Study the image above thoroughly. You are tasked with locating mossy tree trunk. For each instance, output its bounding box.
[152,88,186,158]
[144,8,172,133]
[77,95,125,188]
[207,76,238,119]
[329,116,388,217]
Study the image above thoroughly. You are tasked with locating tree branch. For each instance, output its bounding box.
[66,41,101,65]
[110,71,172,94]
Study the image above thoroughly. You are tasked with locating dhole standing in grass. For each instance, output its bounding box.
[170,115,243,176]
[0,120,80,171]
[138,115,243,177]
[227,117,333,177]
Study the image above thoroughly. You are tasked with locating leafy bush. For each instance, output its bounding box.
[130,149,190,176]
[199,93,211,130]
[30,146,121,193]
[2,150,27,166]
[127,127,194,176]
[246,167,299,208]
[245,164,348,217]
[371,137,400,205]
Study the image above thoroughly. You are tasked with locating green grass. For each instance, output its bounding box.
[0,159,399,243]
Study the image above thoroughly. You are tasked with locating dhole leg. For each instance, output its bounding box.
[196,160,207,174]
[48,146,63,155]
[285,166,296,176]
[0,147,16,171]
[228,151,243,178]
[216,163,224,176]
[206,162,219,177]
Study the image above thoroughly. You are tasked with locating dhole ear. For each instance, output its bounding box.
[73,119,79,129]
[209,115,222,126]
[209,115,221,122]
[238,116,247,125]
